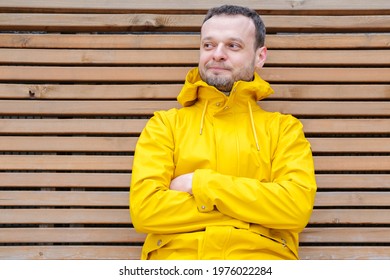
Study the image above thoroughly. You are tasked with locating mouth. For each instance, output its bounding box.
[206,65,231,73]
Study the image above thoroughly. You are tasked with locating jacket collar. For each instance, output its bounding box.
[177,68,274,150]
[177,67,274,108]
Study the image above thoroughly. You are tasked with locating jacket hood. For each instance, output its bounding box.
[177,67,274,107]
[177,67,275,151]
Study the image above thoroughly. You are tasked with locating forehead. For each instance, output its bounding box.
[201,14,256,41]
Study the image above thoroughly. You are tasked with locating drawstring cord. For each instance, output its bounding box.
[248,101,260,151]
[199,99,208,135]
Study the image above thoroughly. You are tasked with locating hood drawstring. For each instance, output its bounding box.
[248,101,260,151]
[199,99,208,135]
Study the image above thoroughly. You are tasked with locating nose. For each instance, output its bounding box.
[212,43,227,61]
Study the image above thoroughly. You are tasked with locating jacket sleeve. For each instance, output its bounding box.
[192,115,317,232]
[130,110,247,234]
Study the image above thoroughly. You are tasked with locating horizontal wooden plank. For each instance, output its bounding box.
[0,33,201,49]
[314,192,390,207]
[260,67,390,83]
[0,155,133,171]
[2,173,390,190]
[1,100,389,117]
[0,83,182,100]
[0,209,130,224]
[0,228,145,243]
[1,0,389,13]
[0,119,147,135]
[0,100,179,116]
[1,245,388,260]
[1,14,389,32]
[315,174,390,189]
[1,208,390,225]
[310,209,390,225]
[1,66,389,83]
[0,191,129,207]
[308,138,390,153]
[299,247,390,260]
[266,50,390,66]
[0,66,191,82]
[0,13,204,32]
[2,49,389,66]
[1,33,389,49]
[263,15,390,32]
[2,83,389,100]
[262,101,390,117]
[0,136,138,152]
[270,84,390,100]
[0,246,142,260]
[300,119,390,134]
[0,118,389,135]
[1,136,389,153]
[2,190,389,208]
[314,156,390,171]
[0,49,200,66]
[301,227,390,243]
[0,173,131,188]
[1,227,390,244]
[1,155,389,171]
[266,33,390,49]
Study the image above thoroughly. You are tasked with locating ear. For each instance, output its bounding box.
[254,46,267,69]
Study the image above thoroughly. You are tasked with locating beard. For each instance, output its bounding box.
[199,61,256,93]
[203,74,235,92]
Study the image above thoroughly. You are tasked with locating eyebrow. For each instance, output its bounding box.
[201,36,246,46]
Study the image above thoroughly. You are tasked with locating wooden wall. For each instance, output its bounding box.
[0,0,390,259]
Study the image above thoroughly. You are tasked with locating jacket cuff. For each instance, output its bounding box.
[192,169,214,212]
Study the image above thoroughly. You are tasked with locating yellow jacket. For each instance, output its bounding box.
[130,68,317,260]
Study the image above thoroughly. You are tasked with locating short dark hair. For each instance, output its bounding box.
[202,5,266,49]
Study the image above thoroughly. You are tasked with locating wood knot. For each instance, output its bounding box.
[290,0,305,8]
[29,90,36,98]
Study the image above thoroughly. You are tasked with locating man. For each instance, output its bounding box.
[130,5,317,260]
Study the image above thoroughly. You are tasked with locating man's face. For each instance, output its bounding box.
[199,14,266,93]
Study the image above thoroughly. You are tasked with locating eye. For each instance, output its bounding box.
[228,42,242,50]
[202,42,214,50]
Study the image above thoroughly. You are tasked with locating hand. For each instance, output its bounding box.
[170,173,194,194]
